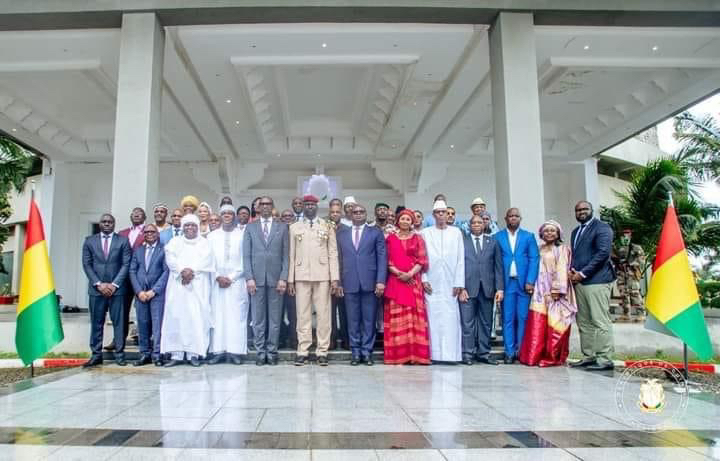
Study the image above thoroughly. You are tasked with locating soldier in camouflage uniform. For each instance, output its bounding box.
[612,229,646,322]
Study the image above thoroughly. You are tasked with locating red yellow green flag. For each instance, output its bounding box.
[15,199,64,365]
[645,204,713,360]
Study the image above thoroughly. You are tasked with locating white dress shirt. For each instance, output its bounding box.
[507,229,518,277]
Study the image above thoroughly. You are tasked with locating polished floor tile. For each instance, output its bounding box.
[442,448,579,460]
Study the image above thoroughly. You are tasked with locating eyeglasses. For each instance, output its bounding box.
[143,230,157,234]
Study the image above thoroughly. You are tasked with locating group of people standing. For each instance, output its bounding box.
[80,192,617,372]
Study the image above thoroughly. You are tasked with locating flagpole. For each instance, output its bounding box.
[29,180,36,379]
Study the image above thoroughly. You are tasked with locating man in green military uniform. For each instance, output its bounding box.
[612,229,646,322]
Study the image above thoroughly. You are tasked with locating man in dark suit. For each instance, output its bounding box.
[111,207,146,351]
[569,201,616,371]
[243,196,289,365]
[81,213,132,367]
[336,204,387,365]
[327,201,349,350]
[458,215,504,365]
[129,224,169,367]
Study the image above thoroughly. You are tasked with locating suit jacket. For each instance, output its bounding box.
[288,218,340,283]
[463,233,504,299]
[118,226,145,249]
[336,224,388,293]
[129,242,169,299]
[495,228,540,288]
[159,226,182,245]
[242,218,289,287]
[570,218,616,285]
[82,232,132,297]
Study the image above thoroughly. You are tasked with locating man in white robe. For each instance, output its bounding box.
[207,205,249,365]
[161,214,214,367]
[421,200,464,362]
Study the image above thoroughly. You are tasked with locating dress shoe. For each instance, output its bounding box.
[154,359,164,367]
[82,357,103,368]
[103,342,115,351]
[164,359,183,367]
[256,355,266,366]
[133,355,151,367]
[462,356,474,365]
[503,354,515,365]
[317,356,329,366]
[294,355,307,366]
[268,356,278,366]
[350,358,360,366]
[207,354,224,365]
[189,357,201,367]
[230,354,243,365]
[116,358,127,366]
[569,357,597,368]
[586,362,614,371]
[477,357,499,365]
[365,358,374,366]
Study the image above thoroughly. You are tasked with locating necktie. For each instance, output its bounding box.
[263,220,269,241]
[475,237,481,254]
[354,226,360,250]
[174,228,180,237]
[102,235,110,258]
[145,245,153,270]
[574,224,587,249]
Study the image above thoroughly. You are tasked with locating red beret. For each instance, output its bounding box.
[303,194,319,203]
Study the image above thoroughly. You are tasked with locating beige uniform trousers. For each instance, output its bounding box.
[295,281,332,357]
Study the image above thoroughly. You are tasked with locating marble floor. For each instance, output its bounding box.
[0,363,717,460]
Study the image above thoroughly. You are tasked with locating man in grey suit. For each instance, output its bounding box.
[458,215,504,365]
[243,196,289,366]
[81,213,132,367]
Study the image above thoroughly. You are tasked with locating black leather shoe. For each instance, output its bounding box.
[462,356,474,365]
[569,357,597,368]
[133,355,151,366]
[366,358,374,366]
[82,357,103,368]
[230,354,243,365]
[116,358,127,366]
[294,355,307,366]
[350,358,360,366]
[503,354,516,365]
[586,362,614,371]
[256,355,266,366]
[208,354,224,365]
[164,359,183,367]
[268,356,278,366]
[317,356,329,366]
[154,359,164,367]
[189,357,201,367]
[477,357,499,366]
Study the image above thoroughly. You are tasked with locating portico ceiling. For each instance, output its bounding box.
[0,22,718,191]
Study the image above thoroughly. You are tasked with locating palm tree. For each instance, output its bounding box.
[0,136,33,275]
[673,111,720,183]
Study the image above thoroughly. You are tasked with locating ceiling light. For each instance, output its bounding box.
[235,120,240,125]
[321,43,327,48]
[11,128,17,132]
[412,101,417,106]
[652,45,659,51]
[391,144,397,148]
[583,45,590,50]
[226,99,232,103]
[450,144,455,149]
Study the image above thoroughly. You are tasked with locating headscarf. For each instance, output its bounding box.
[153,202,168,212]
[538,220,563,242]
[219,204,235,215]
[395,208,416,227]
[198,201,212,213]
[181,195,200,208]
[181,214,200,242]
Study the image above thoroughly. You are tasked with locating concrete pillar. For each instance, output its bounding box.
[582,157,600,207]
[11,224,24,294]
[111,13,164,228]
[490,12,545,231]
[38,157,55,250]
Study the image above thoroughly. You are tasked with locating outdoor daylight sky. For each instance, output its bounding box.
[657,93,720,204]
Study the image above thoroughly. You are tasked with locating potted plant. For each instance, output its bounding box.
[0,283,16,304]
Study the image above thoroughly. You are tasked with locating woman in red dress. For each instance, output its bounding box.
[383,209,431,365]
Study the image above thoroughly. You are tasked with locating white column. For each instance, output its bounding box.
[582,157,600,207]
[490,12,545,231]
[111,13,164,228]
[38,157,55,250]
[11,224,24,294]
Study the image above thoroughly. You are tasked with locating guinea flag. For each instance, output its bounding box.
[645,203,713,361]
[15,199,64,365]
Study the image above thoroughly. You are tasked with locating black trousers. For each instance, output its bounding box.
[280,293,297,349]
[89,294,125,359]
[330,295,348,349]
[459,294,494,359]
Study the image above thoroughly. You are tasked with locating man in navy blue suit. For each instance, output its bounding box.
[129,223,169,366]
[494,208,539,364]
[81,213,131,367]
[336,204,387,365]
[569,201,616,371]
